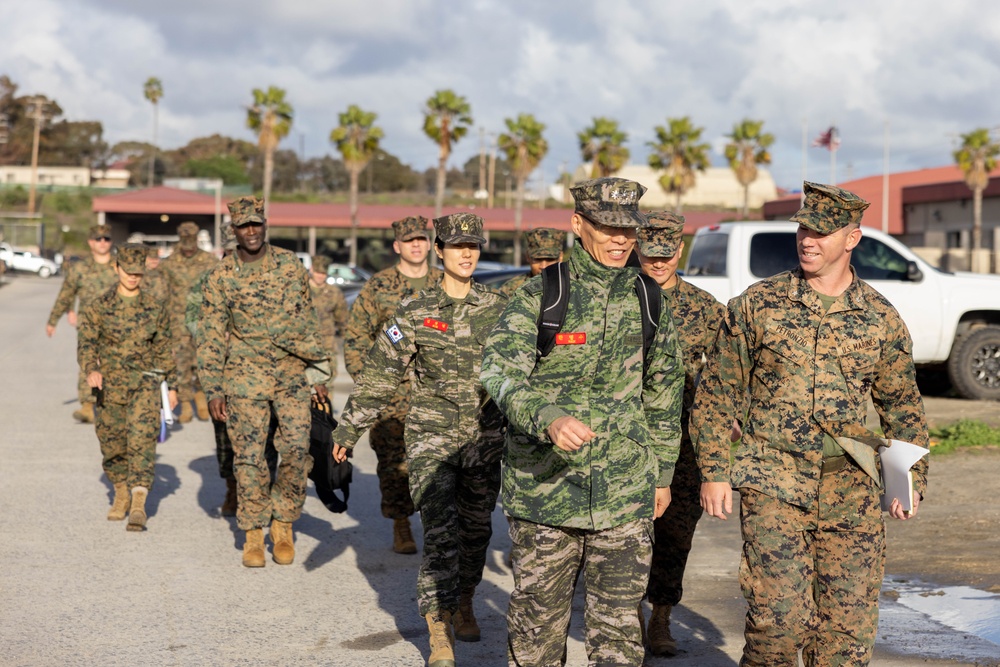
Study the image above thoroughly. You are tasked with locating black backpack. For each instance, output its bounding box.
[536,262,662,371]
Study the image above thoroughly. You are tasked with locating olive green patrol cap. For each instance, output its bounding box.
[392,216,431,242]
[434,213,486,245]
[89,224,112,240]
[570,177,648,228]
[220,222,237,251]
[524,228,566,260]
[637,211,685,257]
[790,181,870,234]
[177,221,200,248]
[312,255,331,273]
[227,196,266,227]
[116,243,147,274]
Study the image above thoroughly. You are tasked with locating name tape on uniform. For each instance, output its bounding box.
[555,332,586,345]
[423,318,449,332]
[385,324,405,345]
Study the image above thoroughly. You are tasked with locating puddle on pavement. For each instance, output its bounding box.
[880,577,1000,663]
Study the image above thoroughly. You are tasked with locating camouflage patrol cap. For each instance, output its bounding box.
[570,177,648,228]
[524,228,566,260]
[177,221,200,248]
[312,255,331,273]
[220,222,237,251]
[227,196,266,227]
[392,216,430,242]
[790,181,870,234]
[145,246,160,258]
[116,243,147,274]
[88,224,112,240]
[433,213,486,245]
[637,211,685,257]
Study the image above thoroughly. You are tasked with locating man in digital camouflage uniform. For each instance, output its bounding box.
[77,243,177,531]
[309,255,348,389]
[692,182,930,667]
[635,211,727,656]
[142,246,167,303]
[499,227,566,297]
[198,196,331,568]
[161,220,218,423]
[344,216,443,554]
[481,177,685,666]
[47,224,119,423]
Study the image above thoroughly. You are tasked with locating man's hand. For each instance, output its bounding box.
[333,443,350,464]
[888,491,921,521]
[167,389,179,411]
[67,311,77,327]
[546,416,596,452]
[654,487,672,519]
[86,371,103,389]
[45,324,56,338]
[313,384,330,401]
[730,420,743,442]
[701,481,733,520]
[208,397,227,422]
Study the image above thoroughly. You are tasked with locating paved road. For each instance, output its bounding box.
[0,275,986,666]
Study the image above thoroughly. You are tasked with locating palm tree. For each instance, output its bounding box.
[647,116,711,213]
[330,105,384,266]
[423,89,473,216]
[578,117,629,178]
[954,128,1000,253]
[246,86,293,217]
[724,118,774,218]
[498,114,548,266]
[143,77,163,187]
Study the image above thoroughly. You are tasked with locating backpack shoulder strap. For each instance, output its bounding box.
[634,273,662,371]
[537,262,571,359]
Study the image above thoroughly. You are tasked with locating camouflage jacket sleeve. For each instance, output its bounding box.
[871,309,930,497]
[332,304,417,448]
[331,286,349,336]
[690,295,755,483]
[643,301,686,487]
[343,280,382,379]
[185,273,208,340]
[48,260,81,326]
[154,297,178,390]
[76,293,103,375]
[196,266,229,401]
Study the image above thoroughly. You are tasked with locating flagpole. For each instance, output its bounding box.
[830,126,837,185]
[801,118,808,204]
[882,120,890,233]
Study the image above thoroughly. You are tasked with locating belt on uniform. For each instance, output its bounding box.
[820,455,848,476]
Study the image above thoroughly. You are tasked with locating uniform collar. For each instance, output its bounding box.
[787,266,868,313]
[567,239,634,285]
[435,281,484,308]
[233,243,279,273]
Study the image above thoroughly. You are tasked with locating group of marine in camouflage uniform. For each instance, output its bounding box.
[47,176,928,667]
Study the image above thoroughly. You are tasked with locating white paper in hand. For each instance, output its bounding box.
[878,439,929,513]
[160,381,175,426]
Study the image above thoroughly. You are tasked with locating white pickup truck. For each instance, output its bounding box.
[683,221,1000,400]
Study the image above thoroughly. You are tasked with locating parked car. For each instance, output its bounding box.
[326,263,371,287]
[473,266,529,289]
[0,244,59,278]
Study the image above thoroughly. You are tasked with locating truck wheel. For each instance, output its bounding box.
[947,325,1000,400]
[38,266,51,278]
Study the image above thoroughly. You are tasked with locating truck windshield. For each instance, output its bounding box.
[686,233,729,276]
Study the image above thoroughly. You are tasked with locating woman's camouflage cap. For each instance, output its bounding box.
[116,243,147,274]
[570,177,648,228]
[392,216,430,241]
[524,228,566,259]
[227,196,266,227]
[637,211,685,257]
[790,181,870,234]
[433,213,486,245]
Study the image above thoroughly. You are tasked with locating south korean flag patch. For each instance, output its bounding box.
[385,323,405,345]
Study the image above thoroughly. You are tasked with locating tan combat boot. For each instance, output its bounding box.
[194,391,210,421]
[452,589,480,642]
[220,477,237,516]
[243,528,265,568]
[270,519,295,565]
[126,487,148,532]
[107,482,130,521]
[647,604,678,656]
[73,402,95,423]
[425,610,455,667]
[178,401,193,424]
[393,516,417,554]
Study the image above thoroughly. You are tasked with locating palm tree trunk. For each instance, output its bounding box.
[435,152,447,217]
[973,186,983,251]
[263,148,274,218]
[349,168,360,266]
[742,184,749,219]
[675,189,683,214]
[148,103,158,188]
[513,177,525,267]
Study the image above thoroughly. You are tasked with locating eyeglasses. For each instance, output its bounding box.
[93,236,112,242]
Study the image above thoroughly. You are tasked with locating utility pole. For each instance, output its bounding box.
[487,133,497,209]
[27,96,48,216]
[478,127,486,197]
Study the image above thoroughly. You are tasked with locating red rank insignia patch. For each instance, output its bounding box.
[555,332,586,345]
[423,318,449,332]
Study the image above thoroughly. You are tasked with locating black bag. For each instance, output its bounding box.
[308,394,352,513]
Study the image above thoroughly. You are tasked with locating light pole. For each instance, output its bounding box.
[26,96,51,216]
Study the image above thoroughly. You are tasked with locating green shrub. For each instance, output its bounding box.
[929,419,1000,454]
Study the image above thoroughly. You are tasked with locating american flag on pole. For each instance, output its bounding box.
[813,126,840,151]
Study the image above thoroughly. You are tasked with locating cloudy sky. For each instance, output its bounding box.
[3,0,1000,190]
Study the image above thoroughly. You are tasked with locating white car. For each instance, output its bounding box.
[0,244,59,278]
